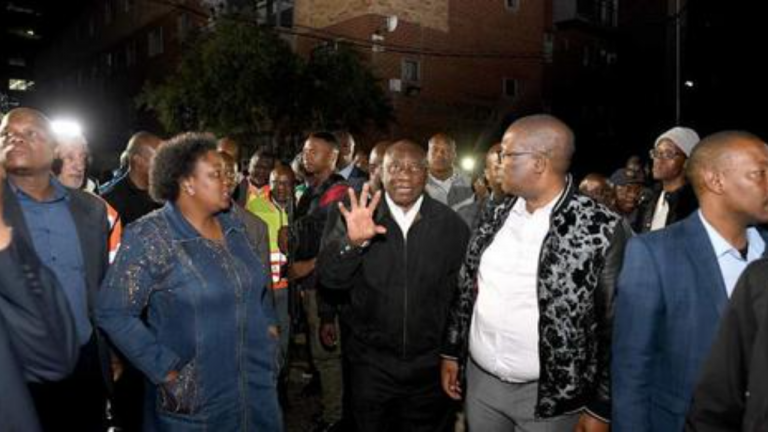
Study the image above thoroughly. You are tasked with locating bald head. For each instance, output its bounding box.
[505,114,575,175]
[687,131,766,197]
[125,131,162,187]
[687,130,768,231]
[386,140,427,161]
[126,132,162,159]
[498,115,574,204]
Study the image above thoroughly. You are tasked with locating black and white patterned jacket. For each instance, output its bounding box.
[441,176,631,421]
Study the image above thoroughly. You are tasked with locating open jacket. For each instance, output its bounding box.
[0,234,80,432]
[441,176,631,421]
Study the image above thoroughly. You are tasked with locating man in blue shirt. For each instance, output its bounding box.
[1,108,110,431]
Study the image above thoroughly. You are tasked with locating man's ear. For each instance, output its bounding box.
[702,169,725,195]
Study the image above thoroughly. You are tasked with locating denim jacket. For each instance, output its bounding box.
[96,203,282,431]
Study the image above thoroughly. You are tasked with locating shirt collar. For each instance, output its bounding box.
[163,202,243,241]
[385,193,424,221]
[10,175,70,203]
[338,163,355,180]
[511,186,565,217]
[699,211,765,260]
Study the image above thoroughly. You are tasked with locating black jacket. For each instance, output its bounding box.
[317,194,470,359]
[635,182,698,233]
[0,234,79,432]
[686,258,768,432]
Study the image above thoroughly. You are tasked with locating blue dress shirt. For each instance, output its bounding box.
[11,178,91,345]
[699,211,766,297]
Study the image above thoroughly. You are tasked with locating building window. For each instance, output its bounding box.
[8,79,34,91]
[504,0,520,11]
[402,59,420,82]
[126,40,137,66]
[148,27,164,57]
[8,58,26,67]
[177,13,192,42]
[503,78,518,99]
[105,0,114,25]
[7,2,37,15]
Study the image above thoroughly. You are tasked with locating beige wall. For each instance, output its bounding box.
[294,0,449,32]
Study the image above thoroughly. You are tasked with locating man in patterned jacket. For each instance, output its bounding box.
[440,114,631,432]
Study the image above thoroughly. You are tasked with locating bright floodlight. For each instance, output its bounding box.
[684,80,695,88]
[460,156,476,172]
[51,119,83,138]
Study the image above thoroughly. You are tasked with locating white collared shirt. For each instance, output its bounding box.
[338,163,355,180]
[385,193,424,240]
[469,189,563,382]
[699,211,765,297]
[650,192,669,231]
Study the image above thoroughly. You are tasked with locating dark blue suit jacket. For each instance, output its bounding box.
[612,212,768,431]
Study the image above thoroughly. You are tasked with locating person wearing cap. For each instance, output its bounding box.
[579,173,616,210]
[612,131,768,431]
[610,167,646,229]
[635,126,700,233]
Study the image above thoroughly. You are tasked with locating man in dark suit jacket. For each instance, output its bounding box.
[0,153,80,432]
[612,131,768,431]
[1,108,110,431]
[686,258,768,431]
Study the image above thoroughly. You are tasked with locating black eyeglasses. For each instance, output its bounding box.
[649,148,684,160]
[496,150,548,164]
[385,162,427,175]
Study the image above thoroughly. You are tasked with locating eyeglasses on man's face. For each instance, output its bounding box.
[384,161,427,175]
[496,149,548,164]
[649,148,684,160]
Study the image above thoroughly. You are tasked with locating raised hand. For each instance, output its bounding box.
[338,183,387,247]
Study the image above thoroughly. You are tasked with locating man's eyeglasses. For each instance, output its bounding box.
[496,150,548,164]
[385,162,426,175]
[649,148,684,160]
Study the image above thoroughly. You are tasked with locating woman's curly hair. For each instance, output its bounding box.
[150,132,217,203]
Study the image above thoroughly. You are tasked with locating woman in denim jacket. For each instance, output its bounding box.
[97,133,282,431]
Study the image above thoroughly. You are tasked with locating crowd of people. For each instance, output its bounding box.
[1,105,768,432]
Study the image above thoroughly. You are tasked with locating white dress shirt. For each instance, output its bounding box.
[650,192,669,231]
[385,193,424,240]
[699,211,765,297]
[469,190,563,382]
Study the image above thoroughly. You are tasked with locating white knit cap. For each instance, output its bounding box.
[654,127,700,157]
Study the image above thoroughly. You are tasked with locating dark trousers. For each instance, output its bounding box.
[112,363,145,432]
[347,342,455,432]
[28,335,108,432]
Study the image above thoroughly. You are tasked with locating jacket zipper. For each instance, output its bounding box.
[402,232,408,359]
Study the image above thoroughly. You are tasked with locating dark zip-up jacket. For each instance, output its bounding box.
[317,194,470,359]
[635,182,698,233]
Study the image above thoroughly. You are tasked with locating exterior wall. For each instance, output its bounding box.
[295,0,448,32]
[295,0,547,148]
